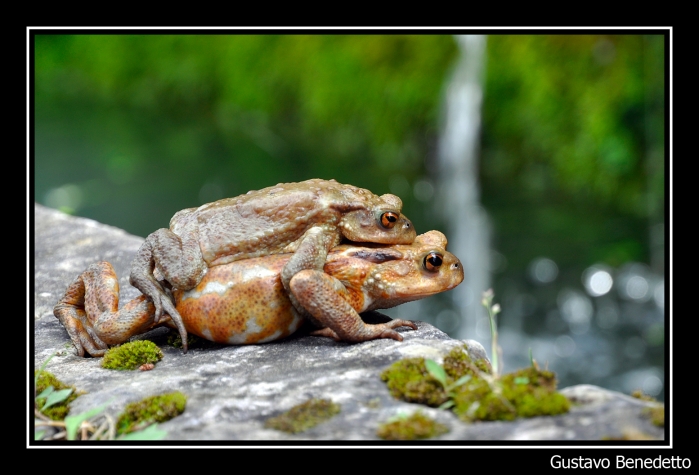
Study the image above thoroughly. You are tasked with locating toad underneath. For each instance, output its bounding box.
[54,231,463,356]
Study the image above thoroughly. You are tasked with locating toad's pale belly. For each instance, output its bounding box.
[173,255,305,344]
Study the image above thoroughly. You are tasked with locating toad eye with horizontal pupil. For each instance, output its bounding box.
[380,211,399,229]
[424,252,443,271]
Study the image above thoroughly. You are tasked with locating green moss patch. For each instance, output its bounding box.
[377,411,448,440]
[265,398,340,434]
[116,391,187,435]
[630,390,664,427]
[642,405,665,427]
[381,345,570,422]
[603,430,657,440]
[452,367,570,421]
[380,357,448,407]
[380,346,490,408]
[631,389,657,402]
[101,341,163,370]
[34,370,82,421]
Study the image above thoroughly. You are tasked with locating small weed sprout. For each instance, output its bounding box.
[424,359,472,410]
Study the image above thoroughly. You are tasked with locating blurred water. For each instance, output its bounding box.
[434,34,491,342]
[383,34,666,401]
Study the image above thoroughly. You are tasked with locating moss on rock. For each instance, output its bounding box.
[499,367,570,418]
[101,340,163,370]
[382,344,570,423]
[443,345,492,377]
[643,405,665,427]
[116,391,187,435]
[34,370,82,421]
[451,377,518,421]
[264,398,340,434]
[380,358,447,407]
[377,411,448,440]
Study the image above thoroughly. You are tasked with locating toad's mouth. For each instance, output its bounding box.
[375,284,461,301]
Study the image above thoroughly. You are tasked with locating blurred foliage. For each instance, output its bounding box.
[33,33,665,272]
[484,36,664,217]
[480,35,664,271]
[34,35,455,213]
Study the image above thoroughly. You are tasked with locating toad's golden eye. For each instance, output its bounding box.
[380,211,399,229]
[424,252,443,272]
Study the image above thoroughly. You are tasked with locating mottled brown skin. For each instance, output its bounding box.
[128,179,416,351]
[54,231,462,356]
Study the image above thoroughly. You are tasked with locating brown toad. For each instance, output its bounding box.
[54,231,461,356]
[126,179,415,351]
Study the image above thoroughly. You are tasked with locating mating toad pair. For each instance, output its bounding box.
[53,179,463,357]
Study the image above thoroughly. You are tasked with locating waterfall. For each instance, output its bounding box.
[436,35,491,341]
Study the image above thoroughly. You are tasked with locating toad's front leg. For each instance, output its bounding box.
[54,261,160,357]
[288,270,417,342]
[280,227,339,317]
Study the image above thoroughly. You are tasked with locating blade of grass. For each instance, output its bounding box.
[65,402,110,440]
[117,423,167,440]
[41,388,74,411]
[424,359,447,388]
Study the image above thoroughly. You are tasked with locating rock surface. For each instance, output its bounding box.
[32,203,665,442]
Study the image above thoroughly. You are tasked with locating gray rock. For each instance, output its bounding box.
[32,203,665,442]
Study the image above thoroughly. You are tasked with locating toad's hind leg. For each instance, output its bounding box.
[54,261,159,357]
[289,270,417,342]
[129,228,205,352]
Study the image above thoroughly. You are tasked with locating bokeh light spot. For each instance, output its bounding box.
[653,280,665,309]
[388,175,410,197]
[413,179,434,202]
[625,275,649,300]
[528,257,558,284]
[583,265,613,297]
[44,184,84,214]
[642,375,663,397]
[558,289,593,335]
[435,309,461,334]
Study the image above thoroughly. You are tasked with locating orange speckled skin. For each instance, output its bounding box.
[128,179,416,351]
[54,231,463,356]
[173,255,303,344]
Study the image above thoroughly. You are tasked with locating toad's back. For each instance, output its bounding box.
[171,179,388,267]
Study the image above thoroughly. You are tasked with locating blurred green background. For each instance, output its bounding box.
[33,33,666,397]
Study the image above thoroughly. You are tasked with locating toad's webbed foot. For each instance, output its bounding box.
[310,319,417,342]
[54,301,110,357]
[54,261,161,357]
